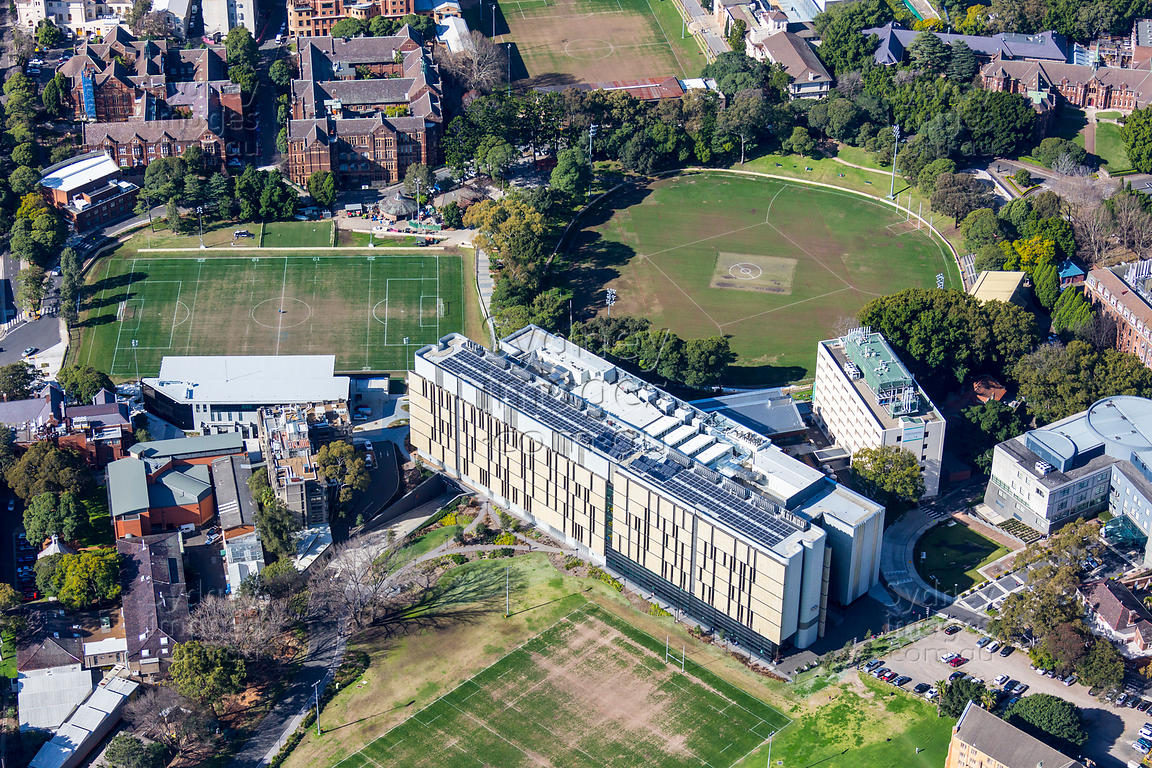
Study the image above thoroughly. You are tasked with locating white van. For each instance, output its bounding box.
[179,523,196,534]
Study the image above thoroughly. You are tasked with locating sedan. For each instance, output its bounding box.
[994,674,1009,688]
[1120,693,1130,707]
[986,641,1001,653]
[1064,675,1078,687]
[873,667,890,679]
[913,683,931,695]
[999,645,1015,657]
[894,676,912,687]
[1134,738,1151,755]
[881,671,899,682]
[944,625,962,636]
[948,671,965,683]
[940,652,958,663]
[949,657,969,667]
[976,637,991,648]
[1139,699,1150,711]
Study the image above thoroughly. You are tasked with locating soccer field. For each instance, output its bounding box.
[334,603,789,768]
[497,0,703,85]
[568,171,962,385]
[74,251,463,377]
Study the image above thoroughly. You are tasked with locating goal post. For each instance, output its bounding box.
[665,635,685,672]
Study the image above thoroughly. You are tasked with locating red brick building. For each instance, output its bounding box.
[286,31,441,188]
[981,57,1152,111]
[39,151,139,231]
[107,433,245,538]
[1085,261,1152,367]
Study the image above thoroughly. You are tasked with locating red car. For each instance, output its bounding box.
[948,657,968,667]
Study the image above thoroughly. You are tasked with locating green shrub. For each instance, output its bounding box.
[441,553,468,566]
[588,567,623,592]
[564,555,583,570]
[648,602,671,618]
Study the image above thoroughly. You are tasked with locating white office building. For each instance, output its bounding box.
[410,327,885,654]
[812,329,946,497]
[142,356,350,438]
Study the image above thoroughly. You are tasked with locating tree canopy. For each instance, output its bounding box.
[1005,694,1087,748]
[851,446,924,507]
[169,641,247,712]
[5,441,91,500]
[1011,340,1152,424]
[23,491,84,545]
[315,440,370,508]
[55,364,114,404]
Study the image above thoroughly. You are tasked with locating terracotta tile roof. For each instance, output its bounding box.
[1081,579,1152,631]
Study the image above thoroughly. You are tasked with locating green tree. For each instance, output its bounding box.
[9,165,39,197]
[23,491,84,545]
[228,65,257,95]
[5,441,90,500]
[35,553,65,596]
[476,135,516,180]
[255,497,299,559]
[939,677,987,718]
[1011,340,1152,424]
[946,40,978,82]
[35,19,62,47]
[1032,262,1060,310]
[56,364,114,403]
[330,17,367,37]
[440,200,463,229]
[813,0,890,76]
[315,440,370,508]
[12,143,37,170]
[962,208,1004,252]
[56,548,122,608]
[369,15,398,35]
[403,163,434,203]
[784,126,817,156]
[726,18,748,52]
[550,147,592,198]
[307,171,337,208]
[103,734,167,768]
[16,265,46,314]
[1012,168,1032,187]
[269,58,294,89]
[851,445,924,506]
[1004,694,1087,748]
[960,89,1036,157]
[954,399,1026,474]
[1034,137,1087,168]
[917,157,957,191]
[224,26,258,69]
[398,13,436,40]
[41,74,64,117]
[169,641,247,712]
[931,172,995,223]
[700,51,773,97]
[0,361,42,401]
[1051,287,1094,334]
[717,90,767,164]
[908,31,951,73]
[1076,639,1124,692]
[1124,106,1152,173]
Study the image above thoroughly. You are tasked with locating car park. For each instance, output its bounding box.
[1135,738,1151,754]
[881,671,899,682]
[940,652,957,663]
[948,657,969,667]
[925,687,938,700]
[1140,724,1152,738]
[944,625,962,635]
[893,675,911,686]
[1064,675,1078,687]
[873,667,889,678]
[1120,693,1130,706]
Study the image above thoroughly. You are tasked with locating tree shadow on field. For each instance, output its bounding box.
[577,183,652,230]
[85,271,148,297]
[368,561,527,639]
[524,72,579,89]
[724,363,808,388]
[81,291,134,313]
[565,236,636,317]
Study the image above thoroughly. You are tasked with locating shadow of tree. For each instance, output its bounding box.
[370,561,527,638]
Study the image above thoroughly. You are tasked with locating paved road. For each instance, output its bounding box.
[890,626,1141,768]
[674,0,727,58]
[0,321,61,366]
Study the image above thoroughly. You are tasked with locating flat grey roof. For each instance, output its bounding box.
[211,455,257,529]
[129,432,244,460]
[17,666,95,731]
[691,388,806,436]
[106,458,149,518]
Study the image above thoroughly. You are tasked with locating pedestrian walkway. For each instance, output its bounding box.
[881,508,955,607]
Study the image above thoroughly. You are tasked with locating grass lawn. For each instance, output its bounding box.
[914,522,1008,594]
[498,0,703,84]
[1054,107,1088,142]
[1092,121,1131,171]
[568,170,959,385]
[1,632,15,679]
[285,554,954,768]
[262,220,336,247]
[1097,110,1123,120]
[337,230,426,248]
[71,247,463,377]
[390,524,462,572]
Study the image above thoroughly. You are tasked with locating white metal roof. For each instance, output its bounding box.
[17,665,94,731]
[39,153,120,194]
[144,355,349,405]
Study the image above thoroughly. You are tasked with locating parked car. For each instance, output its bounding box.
[881,670,899,682]
[940,652,958,663]
[913,683,930,694]
[1140,724,1152,739]
[862,660,883,672]
[1138,698,1150,711]
[234,229,254,238]
[873,667,889,679]
[1119,693,1130,707]
[22,347,36,356]
[993,674,1009,688]
[1134,738,1151,755]
[999,645,1015,657]
[894,676,912,687]
[986,641,1000,653]
[925,687,938,700]
[1131,696,1142,708]
[948,671,965,683]
[1013,683,1029,695]
[948,657,968,668]
[944,625,962,636]
[1064,675,1078,687]
[976,636,991,648]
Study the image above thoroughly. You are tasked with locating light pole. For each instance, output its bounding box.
[888,124,901,200]
[196,206,204,249]
[491,1,495,36]
[312,679,321,736]
[588,124,598,159]
[507,43,512,95]
[605,287,616,318]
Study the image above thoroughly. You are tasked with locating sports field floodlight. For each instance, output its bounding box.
[196,206,205,249]
[589,124,599,159]
[605,288,617,318]
[888,125,901,200]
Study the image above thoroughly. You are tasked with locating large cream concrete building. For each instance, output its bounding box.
[812,329,946,497]
[410,327,885,654]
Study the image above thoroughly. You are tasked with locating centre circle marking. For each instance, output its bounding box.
[729,263,762,280]
[564,39,615,60]
[250,297,313,329]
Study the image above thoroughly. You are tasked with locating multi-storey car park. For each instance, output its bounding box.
[984,395,1152,564]
[410,326,885,655]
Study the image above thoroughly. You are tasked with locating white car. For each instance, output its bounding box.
[940,652,957,663]
[925,687,938,700]
[1139,725,1152,739]
[993,674,1009,688]
[986,641,1000,653]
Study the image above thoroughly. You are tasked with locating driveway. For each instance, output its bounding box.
[883,627,1144,767]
